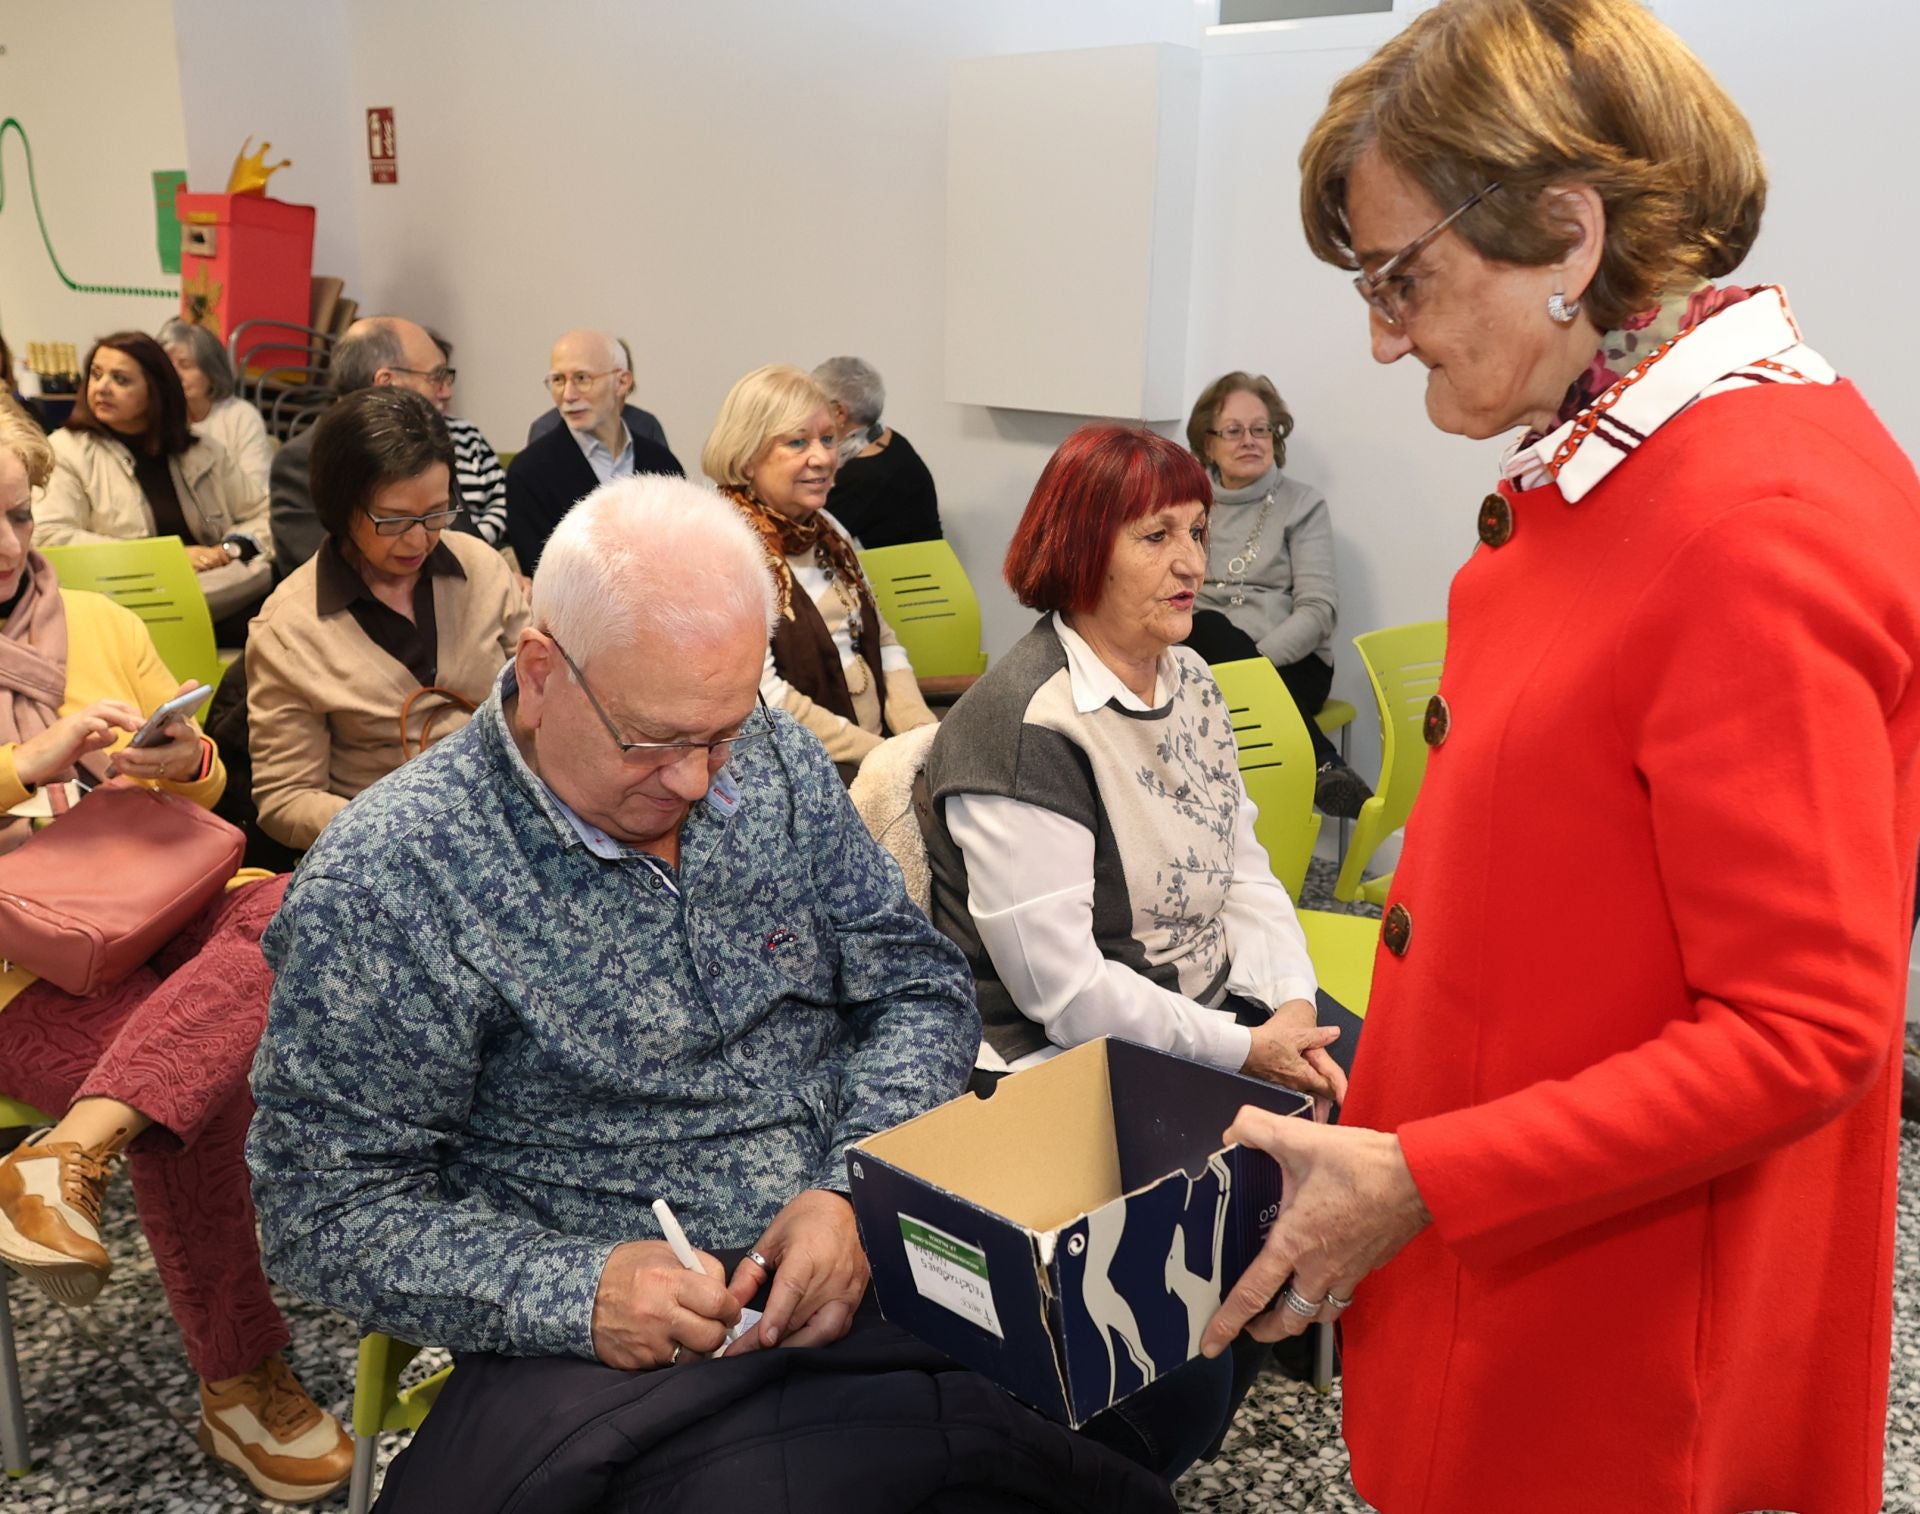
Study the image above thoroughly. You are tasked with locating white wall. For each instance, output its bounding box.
[0,2,189,357]
[172,0,363,294]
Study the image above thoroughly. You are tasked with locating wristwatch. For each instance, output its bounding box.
[222,540,243,563]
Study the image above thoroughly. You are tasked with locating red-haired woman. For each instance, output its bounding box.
[923,425,1351,1099]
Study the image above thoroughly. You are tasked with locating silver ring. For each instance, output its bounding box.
[1324,1290,1354,1310]
[746,1250,769,1269]
[669,1343,683,1365]
[1280,1286,1321,1319]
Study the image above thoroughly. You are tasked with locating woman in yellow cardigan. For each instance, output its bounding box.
[0,396,352,1502]
[246,387,527,852]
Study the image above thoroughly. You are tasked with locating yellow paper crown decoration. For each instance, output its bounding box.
[226,136,292,196]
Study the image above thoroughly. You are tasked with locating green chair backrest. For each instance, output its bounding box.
[858,541,990,678]
[38,537,227,694]
[1212,657,1321,901]
[1333,620,1447,904]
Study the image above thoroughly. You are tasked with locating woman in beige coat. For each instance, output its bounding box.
[40,332,272,634]
[246,387,527,851]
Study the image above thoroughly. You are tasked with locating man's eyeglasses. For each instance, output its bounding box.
[544,369,620,395]
[363,506,457,537]
[1206,423,1278,442]
[390,365,457,389]
[549,635,773,765]
[1353,180,1502,331]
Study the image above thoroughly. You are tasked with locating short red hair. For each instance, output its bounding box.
[1003,425,1212,614]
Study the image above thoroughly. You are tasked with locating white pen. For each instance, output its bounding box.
[651,1197,702,1273]
[652,1197,759,1354]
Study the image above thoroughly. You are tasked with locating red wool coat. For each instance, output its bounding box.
[1340,381,1920,1514]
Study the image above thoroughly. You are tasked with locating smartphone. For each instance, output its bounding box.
[129,684,213,748]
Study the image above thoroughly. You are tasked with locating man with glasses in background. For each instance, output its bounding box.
[506,328,683,574]
[250,476,1107,1507]
[270,314,505,571]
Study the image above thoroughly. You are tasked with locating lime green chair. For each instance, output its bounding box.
[1212,658,1379,1018]
[1333,621,1447,906]
[0,1098,54,1478]
[858,541,989,681]
[37,538,229,694]
[348,1333,453,1514]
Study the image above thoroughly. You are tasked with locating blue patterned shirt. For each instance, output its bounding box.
[247,668,979,1359]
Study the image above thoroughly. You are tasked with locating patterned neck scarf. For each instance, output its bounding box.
[1529,281,1753,447]
[720,484,870,647]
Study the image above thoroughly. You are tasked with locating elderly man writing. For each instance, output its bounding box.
[248,477,1177,1512]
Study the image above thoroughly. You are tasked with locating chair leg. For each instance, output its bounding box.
[1335,725,1352,862]
[1311,1320,1335,1395]
[348,1433,376,1514]
[0,1272,30,1476]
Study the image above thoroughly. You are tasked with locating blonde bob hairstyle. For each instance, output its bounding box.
[701,364,832,488]
[0,393,54,490]
[1299,0,1767,333]
[1185,373,1296,474]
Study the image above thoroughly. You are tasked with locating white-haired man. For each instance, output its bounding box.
[506,330,682,574]
[247,478,1184,1509]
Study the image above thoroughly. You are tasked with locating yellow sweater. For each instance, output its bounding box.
[0,588,227,1011]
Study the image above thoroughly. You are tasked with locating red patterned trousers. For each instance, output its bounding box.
[0,874,291,1381]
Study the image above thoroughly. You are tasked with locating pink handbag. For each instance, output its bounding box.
[0,780,244,997]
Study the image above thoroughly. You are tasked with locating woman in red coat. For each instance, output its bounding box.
[1201,3,1920,1511]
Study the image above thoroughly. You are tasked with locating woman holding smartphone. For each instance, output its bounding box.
[0,395,353,1503]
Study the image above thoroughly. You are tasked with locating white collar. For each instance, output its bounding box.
[1502,286,1835,501]
[1050,613,1174,715]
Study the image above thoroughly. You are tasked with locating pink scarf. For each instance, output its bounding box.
[0,553,104,852]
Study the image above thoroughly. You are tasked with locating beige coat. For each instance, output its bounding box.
[41,428,274,621]
[246,530,529,851]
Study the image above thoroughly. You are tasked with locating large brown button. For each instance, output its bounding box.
[1382,903,1413,957]
[1477,492,1514,548]
[1423,694,1451,748]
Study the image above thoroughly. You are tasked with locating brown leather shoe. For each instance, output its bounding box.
[0,1129,116,1304]
[198,1354,353,1503]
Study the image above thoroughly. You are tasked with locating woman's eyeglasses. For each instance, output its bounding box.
[1353,180,1502,331]
[363,507,457,537]
[1206,424,1277,442]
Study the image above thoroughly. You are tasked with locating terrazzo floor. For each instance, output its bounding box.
[3,860,1916,1511]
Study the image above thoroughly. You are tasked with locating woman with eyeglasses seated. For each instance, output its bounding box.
[703,364,936,783]
[246,387,527,852]
[39,331,272,640]
[1181,372,1371,819]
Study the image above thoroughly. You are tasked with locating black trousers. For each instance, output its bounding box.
[1183,610,1341,768]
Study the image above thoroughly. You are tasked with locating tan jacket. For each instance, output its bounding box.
[246,530,529,851]
[41,428,274,621]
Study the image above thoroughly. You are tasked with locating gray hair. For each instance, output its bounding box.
[812,356,885,427]
[330,317,408,395]
[156,319,235,403]
[531,474,778,666]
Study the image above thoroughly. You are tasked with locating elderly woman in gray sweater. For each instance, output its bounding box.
[1183,371,1371,818]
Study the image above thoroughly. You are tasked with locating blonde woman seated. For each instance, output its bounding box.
[40,332,272,635]
[703,364,935,780]
[246,387,527,852]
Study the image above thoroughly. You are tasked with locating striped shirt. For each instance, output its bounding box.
[446,415,508,546]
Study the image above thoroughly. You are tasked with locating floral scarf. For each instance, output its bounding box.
[720,484,872,650]
[1528,281,1753,447]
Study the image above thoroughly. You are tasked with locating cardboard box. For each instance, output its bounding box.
[176,193,316,373]
[847,1037,1309,1427]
